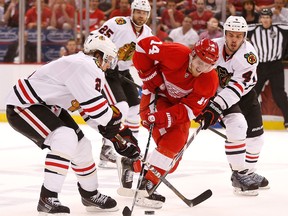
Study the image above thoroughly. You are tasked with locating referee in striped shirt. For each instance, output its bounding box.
[247,8,288,130]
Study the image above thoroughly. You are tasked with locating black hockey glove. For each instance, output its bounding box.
[195,100,222,129]
[98,105,122,139]
[110,126,140,159]
[105,67,119,79]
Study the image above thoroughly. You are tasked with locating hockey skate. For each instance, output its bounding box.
[249,172,270,189]
[231,170,259,196]
[98,138,117,169]
[135,178,166,209]
[37,186,70,215]
[77,183,118,212]
[116,156,148,197]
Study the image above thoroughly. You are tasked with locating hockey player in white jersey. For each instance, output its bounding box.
[5,34,140,215]
[91,0,153,169]
[196,16,269,196]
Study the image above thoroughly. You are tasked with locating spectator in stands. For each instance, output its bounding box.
[3,31,37,63]
[151,19,169,41]
[78,0,105,32]
[161,0,184,31]
[0,0,5,26]
[25,0,52,29]
[48,0,75,30]
[59,38,79,57]
[189,0,213,34]
[3,0,19,27]
[176,0,196,15]
[214,0,236,22]
[98,0,117,19]
[228,0,244,14]
[271,0,288,24]
[254,0,274,12]
[199,16,223,39]
[168,15,199,49]
[241,0,260,24]
[109,0,131,18]
[205,0,219,13]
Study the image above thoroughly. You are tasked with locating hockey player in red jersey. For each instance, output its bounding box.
[196,16,269,196]
[5,34,140,215]
[117,36,219,208]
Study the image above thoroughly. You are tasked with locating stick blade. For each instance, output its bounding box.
[190,189,212,207]
[122,206,132,216]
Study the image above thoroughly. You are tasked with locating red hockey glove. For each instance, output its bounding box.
[195,100,222,129]
[138,65,165,93]
[110,126,140,159]
[142,111,173,129]
[98,105,122,139]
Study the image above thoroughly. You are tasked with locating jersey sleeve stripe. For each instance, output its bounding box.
[80,95,103,106]
[13,85,26,104]
[18,79,35,104]
[24,79,45,104]
[89,107,109,119]
[234,82,244,93]
[82,100,107,113]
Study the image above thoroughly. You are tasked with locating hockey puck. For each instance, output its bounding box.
[145,210,155,215]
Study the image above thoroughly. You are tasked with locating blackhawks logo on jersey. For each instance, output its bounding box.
[115,18,126,25]
[216,66,232,88]
[118,42,136,61]
[244,52,257,65]
[68,99,80,112]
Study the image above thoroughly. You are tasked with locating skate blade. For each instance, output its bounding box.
[259,185,270,190]
[135,196,163,209]
[86,206,119,212]
[117,187,149,197]
[39,212,69,216]
[98,160,117,169]
[233,187,259,196]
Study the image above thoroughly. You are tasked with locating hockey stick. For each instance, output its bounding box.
[142,159,212,207]
[208,126,227,139]
[122,90,159,216]
[148,123,203,195]
[119,73,142,90]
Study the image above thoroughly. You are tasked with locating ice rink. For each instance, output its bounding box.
[0,122,288,216]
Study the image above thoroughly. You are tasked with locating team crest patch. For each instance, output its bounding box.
[115,18,126,25]
[244,52,257,65]
[216,66,232,88]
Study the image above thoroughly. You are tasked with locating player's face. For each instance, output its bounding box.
[132,9,149,26]
[225,31,245,54]
[189,55,213,77]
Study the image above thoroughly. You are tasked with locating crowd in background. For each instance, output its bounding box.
[0,0,287,62]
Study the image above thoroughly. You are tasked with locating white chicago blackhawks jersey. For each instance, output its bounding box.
[212,37,259,110]
[6,52,113,127]
[92,16,153,71]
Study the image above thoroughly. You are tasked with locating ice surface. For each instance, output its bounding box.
[0,122,288,216]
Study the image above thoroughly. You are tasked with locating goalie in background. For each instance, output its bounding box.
[91,0,153,169]
[5,34,140,215]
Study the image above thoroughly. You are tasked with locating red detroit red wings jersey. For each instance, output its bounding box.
[133,36,219,120]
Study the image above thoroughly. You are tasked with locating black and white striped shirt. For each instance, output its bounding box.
[247,23,288,63]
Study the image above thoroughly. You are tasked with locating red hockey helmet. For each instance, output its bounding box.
[192,38,219,65]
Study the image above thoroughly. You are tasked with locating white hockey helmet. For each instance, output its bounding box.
[84,34,118,67]
[131,0,151,25]
[223,16,248,36]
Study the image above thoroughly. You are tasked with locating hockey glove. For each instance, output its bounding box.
[98,105,122,139]
[195,100,222,129]
[142,111,173,129]
[105,67,119,79]
[110,126,140,159]
[138,65,165,93]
